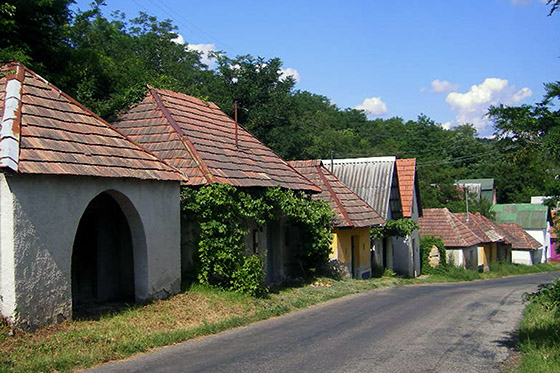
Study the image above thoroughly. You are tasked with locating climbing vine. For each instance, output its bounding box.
[419,235,447,274]
[181,184,333,296]
[370,218,419,240]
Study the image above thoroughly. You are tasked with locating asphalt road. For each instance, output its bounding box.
[89,272,560,373]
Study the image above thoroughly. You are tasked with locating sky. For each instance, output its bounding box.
[72,0,560,137]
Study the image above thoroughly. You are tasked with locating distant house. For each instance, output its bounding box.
[500,224,543,265]
[289,160,385,279]
[324,156,405,274]
[551,210,559,262]
[454,212,512,270]
[112,87,319,283]
[492,203,551,264]
[0,63,186,328]
[395,158,422,277]
[456,178,497,205]
[418,208,482,269]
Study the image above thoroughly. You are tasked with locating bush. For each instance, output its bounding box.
[419,235,447,274]
[181,185,333,296]
[524,278,560,311]
[231,255,268,297]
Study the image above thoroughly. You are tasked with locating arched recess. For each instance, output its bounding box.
[71,190,148,316]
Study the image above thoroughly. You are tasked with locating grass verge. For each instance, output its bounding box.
[517,276,560,372]
[0,263,558,372]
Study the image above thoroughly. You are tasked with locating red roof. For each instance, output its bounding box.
[395,158,417,217]
[418,208,483,248]
[0,62,185,181]
[455,212,510,244]
[111,87,319,192]
[500,223,542,250]
[289,160,385,228]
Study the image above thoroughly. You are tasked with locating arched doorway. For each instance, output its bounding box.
[71,192,135,316]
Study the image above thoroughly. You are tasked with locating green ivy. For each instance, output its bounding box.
[370,218,419,240]
[419,235,447,274]
[180,184,333,296]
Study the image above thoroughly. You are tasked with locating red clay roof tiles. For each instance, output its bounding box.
[418,208,483,248]
[500,223,542,250]
[112,88,319,192]
[454,212,509,244]
[289,160,385,228]
[0,62,185,181]
[395,158,417,218]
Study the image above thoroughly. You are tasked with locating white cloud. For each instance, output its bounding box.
[171,34,185,45]
[445,78,532,135]
[279,67,300,83]
[187,43,217,68]
[171,34,217,68]
[441,121,452,130]
[431,79,459,94]
[354,97,388,116]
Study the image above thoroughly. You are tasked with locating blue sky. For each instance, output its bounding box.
[73,0,560,137]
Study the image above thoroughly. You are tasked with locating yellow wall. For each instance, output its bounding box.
[331,227,371,278]
[478,243,498,271]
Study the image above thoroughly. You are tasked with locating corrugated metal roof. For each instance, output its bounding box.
[0,62,186,181]
[289,160,385,228]
[492,203,550,230]
[322,156,402,220]
[456,178,495,190]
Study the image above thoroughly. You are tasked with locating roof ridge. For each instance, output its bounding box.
[317,163,353,227]
[2,63,186,181]
[0,62,25,171]
[149,88,215,184]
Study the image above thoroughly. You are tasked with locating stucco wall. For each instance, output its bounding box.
[0,173,181,329]
[331,228,371,279]
[527,229,548,263]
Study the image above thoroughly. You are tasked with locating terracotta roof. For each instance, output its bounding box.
[455,213,510,244]
[111,87,319,192]
[289,160,385,228]
[500,223,542,250]
[418,208,483,248]
[395,158,418,218]
[0,62,185,181]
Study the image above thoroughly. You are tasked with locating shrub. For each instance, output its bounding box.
[181,185,333,296]
[419,235,447,274]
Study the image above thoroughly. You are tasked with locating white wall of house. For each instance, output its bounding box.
[512,249,530,265]
[526,228,549,263]
[447,246,478,269]
[0,173,181,329]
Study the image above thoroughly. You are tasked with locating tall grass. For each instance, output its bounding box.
[518,278,560,372]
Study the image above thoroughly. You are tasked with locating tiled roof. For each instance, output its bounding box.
[418,208,483,248]
[322,156,402,220]
[500,223,542,250]
[455,213,509,244]
[395,158,418,218]
[492,203,551,230]
[289,160,385,228]
[111,87,319,192]
[0,62,185,181]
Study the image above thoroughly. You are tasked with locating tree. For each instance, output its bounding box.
[0,0,74,81]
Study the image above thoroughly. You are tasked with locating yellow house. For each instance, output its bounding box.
[455,212,513,271]
[289,160,385,279]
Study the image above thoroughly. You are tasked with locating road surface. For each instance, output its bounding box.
[89,272,559,373]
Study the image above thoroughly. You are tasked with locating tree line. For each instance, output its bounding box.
[1,0,558,211]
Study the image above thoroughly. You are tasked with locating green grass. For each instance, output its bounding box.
[0,263,558,372]
[517,278,560,372]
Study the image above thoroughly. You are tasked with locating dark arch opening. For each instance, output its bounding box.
[72,192,135,318]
